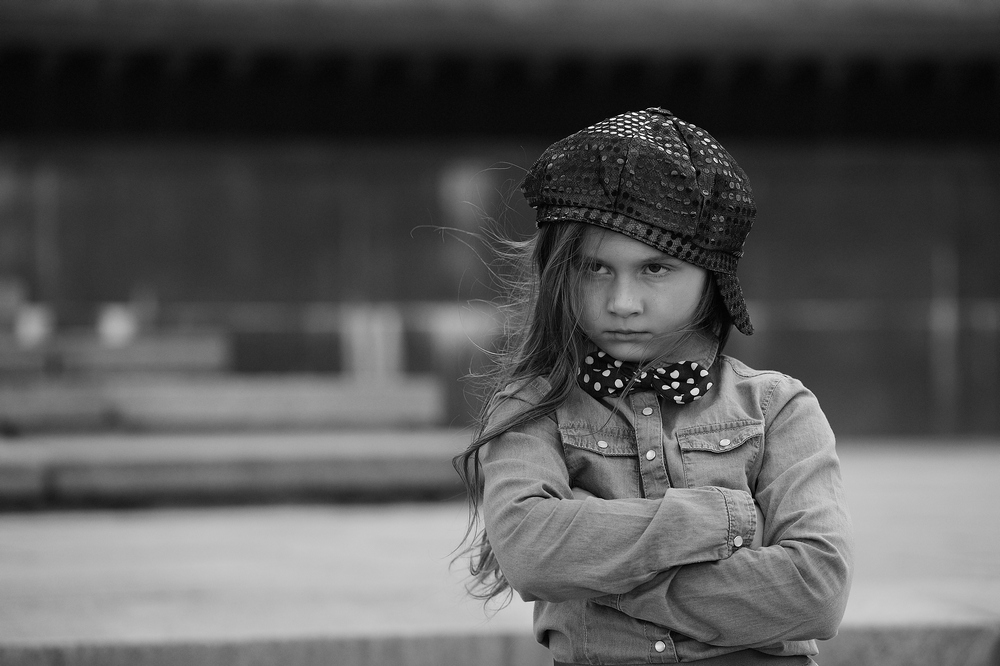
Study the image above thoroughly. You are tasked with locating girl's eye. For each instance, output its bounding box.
[646,264,670,274]
[585,262,606,274]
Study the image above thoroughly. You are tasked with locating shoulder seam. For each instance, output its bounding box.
[720,356,796,427]
[496,375,552,407]
[721,355,786,380]
[760,374,786,423]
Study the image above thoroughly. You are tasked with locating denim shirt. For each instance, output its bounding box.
[481,354,854,665]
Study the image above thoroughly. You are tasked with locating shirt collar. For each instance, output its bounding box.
[685,330,720,369]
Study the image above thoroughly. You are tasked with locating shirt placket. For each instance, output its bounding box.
[628,392,671,500]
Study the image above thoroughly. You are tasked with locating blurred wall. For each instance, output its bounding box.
[0,143,509,307]
[1,0,998,435]
[2,139,997,435]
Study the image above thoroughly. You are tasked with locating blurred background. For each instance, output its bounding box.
[1,3,1000,665]
[0,0,998,439]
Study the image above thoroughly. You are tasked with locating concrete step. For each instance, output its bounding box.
[0,429,468,508]
[4,626,996,666]
[0,375,445,434]
[0,332,229,374]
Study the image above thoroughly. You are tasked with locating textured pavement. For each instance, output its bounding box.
[1,437,999,665]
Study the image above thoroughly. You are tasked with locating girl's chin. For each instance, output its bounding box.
[595,336,695,365]
[594,342,659,364]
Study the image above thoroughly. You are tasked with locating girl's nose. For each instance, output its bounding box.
[607,278,642,317]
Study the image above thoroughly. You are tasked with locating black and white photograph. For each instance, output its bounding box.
[0,2,998,665]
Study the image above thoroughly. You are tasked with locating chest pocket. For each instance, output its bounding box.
[675,419,763,493]
[559,425,643,499]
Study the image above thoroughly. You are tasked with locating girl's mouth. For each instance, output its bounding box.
[606,331,650,341]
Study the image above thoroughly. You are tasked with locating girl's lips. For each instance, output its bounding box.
[605,331,650,340]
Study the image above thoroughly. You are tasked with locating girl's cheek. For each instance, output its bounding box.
[579,284,603,308]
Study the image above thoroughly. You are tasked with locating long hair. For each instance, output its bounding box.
[452,221,734,605]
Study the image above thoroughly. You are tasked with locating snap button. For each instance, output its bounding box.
[719,438,731,448]
[645,450,656,461]
[597,440,608,449]
[642,407,654,416]
[734,535,744,548]
[654,640,666,652]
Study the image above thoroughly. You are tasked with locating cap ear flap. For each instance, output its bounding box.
[716,272,754,335]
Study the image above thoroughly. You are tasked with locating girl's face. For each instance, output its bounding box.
[576,227,708,364]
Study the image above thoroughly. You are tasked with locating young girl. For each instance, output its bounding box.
[455,108,854,665]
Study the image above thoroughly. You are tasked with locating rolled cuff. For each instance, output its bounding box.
[716,486,756,556]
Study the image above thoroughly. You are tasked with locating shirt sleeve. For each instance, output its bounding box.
[481,379,757,603]
[592,375,855,647]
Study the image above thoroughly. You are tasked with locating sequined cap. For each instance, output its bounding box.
[521,107,755,335]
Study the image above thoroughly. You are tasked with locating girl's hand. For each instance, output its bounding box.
[752,503,765,548]
[571,487,596,500]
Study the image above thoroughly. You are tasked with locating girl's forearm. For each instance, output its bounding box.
[592,523,852,646]
[484,428,757,602]
[592,387,854,645]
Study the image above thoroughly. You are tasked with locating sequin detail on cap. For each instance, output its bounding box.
[521,107,755,335]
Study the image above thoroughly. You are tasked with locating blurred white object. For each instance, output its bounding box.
[15,304,53,348]
[98,304,138,348]
[342,304,403,379]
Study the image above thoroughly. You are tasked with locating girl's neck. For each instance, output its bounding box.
[593,330,719,370]
[666,329,719,368]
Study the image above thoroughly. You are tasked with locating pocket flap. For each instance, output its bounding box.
[559,425,635,456]
[676,419,763,454]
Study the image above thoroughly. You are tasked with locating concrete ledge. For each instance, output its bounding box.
[0,375,445,433]
[0,333,228,374]
[2,625,998,666]
[0,430,468,507]
[822,624,1000,666]
[0,634,552,666]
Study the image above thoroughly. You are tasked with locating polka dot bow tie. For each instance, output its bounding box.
[578,351,713,405]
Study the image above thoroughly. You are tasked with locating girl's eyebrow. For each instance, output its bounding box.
[650,253,683,265]
[581,249,679,264]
